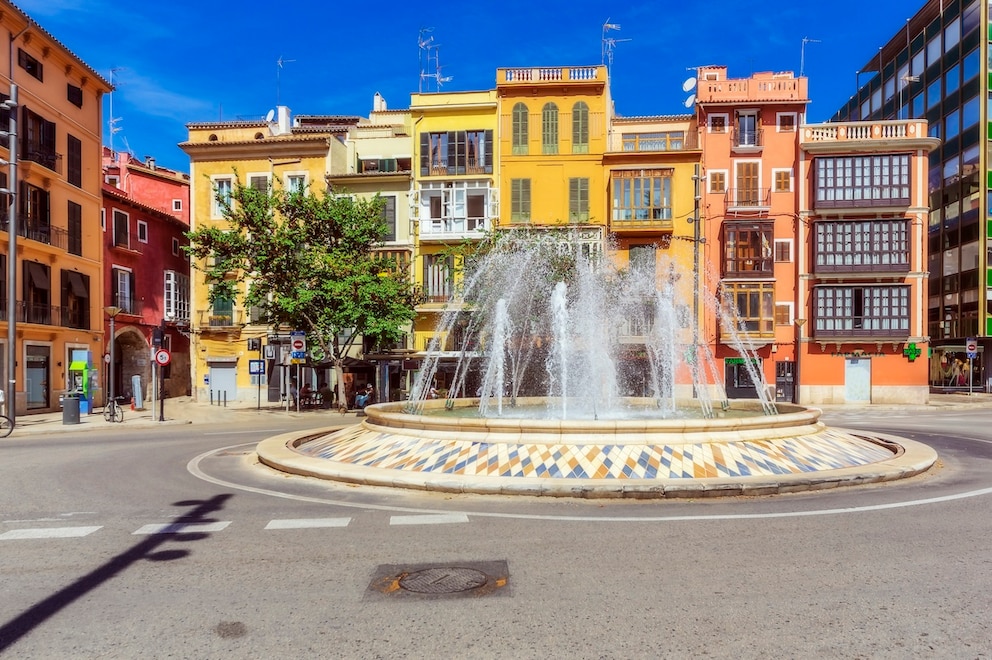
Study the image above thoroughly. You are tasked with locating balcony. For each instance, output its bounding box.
[418,216,491,242]
[21,149,62,175]
[0,216,69,250]
[725,188,771,210]
[696,71,807,105]
[801,120,936,153]
[197,308,244,328]
[498,66,605,85]
[110,294,144,317]
[732,128,763,151]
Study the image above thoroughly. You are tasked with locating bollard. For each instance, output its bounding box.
[223,390,227,407]
[210,389,214,405]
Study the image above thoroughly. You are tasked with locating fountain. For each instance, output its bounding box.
[257,230,937,498]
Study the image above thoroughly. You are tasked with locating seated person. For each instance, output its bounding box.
[317,381,334,409]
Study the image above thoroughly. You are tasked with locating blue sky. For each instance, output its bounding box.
[22,0,923,173]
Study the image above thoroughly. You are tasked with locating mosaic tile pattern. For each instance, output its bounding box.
[296,426,894,480]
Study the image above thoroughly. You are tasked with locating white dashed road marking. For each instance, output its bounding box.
[0,526,102,540]
[390,513,470,526]
[132,521,232,535]
[264,518,351,530]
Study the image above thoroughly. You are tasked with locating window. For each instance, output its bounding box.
[417,180,494,234]
[512,103,528,155]
[20,182,51,243]
[774,239,792,263]
[112,267,135,313]
[286,174,306,193]
[66,135,82,188]
[735,112,759,147]
[511,178,531,222]
[379,196,396,241]
[61,270,90,329]
[67,201,82,256]
[23,260,51,325]
[721,282,774,336]
[814,154,910,207]
[814,285,910,337]
[723,222,773,276]
[164,271,190,322]
[173,199,183,212]
[17,48,42,81]
[708,114,728,133]
[775,302,793,326]
[248,174,269,193]
[67,84,83,108]
[212,177,233,218]
[621,132,685,151]
[814,219,910,271]
[611,170,672,222]
[101,208,106,231]
[568,177,589,222]
[572,101,589,154]
[733,161,762,206]
[172,237,180,256]
[137,220,148,243]
[105,175,119,188]
[423,253,453,303]
[542,103,559,155]
[210,293,234,326]
[113,210,129,249]
[777,113,796,132]
[773,169,792,192]
[419,131,493,176]
[22,107,57,171]
[709,171,727,193]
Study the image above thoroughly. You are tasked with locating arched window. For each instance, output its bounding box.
[512,103,528,155]
[572,101,589,154]
[542,103,559,155]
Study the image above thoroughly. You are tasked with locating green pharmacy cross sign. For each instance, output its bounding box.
[903,343,922,362]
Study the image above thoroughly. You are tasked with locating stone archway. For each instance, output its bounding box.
[113,326,151,408]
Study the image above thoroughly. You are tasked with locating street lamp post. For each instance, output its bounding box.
[105,306,121,407]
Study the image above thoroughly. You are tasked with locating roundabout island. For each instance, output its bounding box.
[256,398,938,499]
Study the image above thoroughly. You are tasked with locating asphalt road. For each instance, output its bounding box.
[1,410,991,659]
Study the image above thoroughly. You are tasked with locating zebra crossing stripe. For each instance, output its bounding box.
[264,518,351,530]
[132,521,231,535]
[390,514,470,526]
[0,526,102,540]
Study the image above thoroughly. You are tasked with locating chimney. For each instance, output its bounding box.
[145,156,156,170]
[274,106,292,136]
[373,92,386,112]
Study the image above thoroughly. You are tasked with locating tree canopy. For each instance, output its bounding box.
[186,178,416,370]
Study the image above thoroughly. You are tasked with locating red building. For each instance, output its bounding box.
[102,149,191,405]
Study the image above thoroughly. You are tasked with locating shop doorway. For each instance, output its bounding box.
[26,345,50,410]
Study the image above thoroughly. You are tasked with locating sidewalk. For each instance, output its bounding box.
[4,392,989,438]
[7,396,365,437]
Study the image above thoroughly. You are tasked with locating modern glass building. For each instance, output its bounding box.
[830,0,986,391]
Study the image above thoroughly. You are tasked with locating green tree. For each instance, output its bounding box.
[186,178,416,405]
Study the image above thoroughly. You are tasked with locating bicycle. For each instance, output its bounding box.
[0,414,12,437]
[104,396,125,423]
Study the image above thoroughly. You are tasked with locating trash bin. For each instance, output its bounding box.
[62,395,80,425]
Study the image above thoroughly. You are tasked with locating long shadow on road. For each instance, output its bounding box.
[0,493,233,653]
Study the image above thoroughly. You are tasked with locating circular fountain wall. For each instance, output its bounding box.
[256,399,938,498]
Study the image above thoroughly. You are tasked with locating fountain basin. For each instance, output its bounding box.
[256,399,938,498]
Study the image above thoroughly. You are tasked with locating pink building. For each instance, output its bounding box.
[102,149,191,405]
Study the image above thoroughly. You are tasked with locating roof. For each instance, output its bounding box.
[102,185,190,230]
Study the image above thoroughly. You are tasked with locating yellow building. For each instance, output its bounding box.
[0,3,111,416]
[180,107,349,403]
[408,89,499,367]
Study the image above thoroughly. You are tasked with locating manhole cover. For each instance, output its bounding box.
[399,567,488,594]
[366,560,510,600]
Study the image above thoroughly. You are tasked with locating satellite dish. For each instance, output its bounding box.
[684,94,696,108]
[265,109,275,123]
[682,77,697,92]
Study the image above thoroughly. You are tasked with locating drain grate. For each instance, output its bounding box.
[366,560,510,600]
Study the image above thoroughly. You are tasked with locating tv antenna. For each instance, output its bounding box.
[418,27,452,92]
[799,37,820,77]
[107,67,126,157]
[601,19,630,77]
[276,55,296,106]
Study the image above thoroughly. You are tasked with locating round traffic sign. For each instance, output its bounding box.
[967,339,977,353]
[154,349,171,366]
[291,338,305,351]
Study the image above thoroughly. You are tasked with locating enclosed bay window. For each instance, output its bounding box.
[611,170,672,222]
[814,219,910,272]
[814,154,910,208]
[813,285,910,337]
[164,270,190,322]
[722,221,773,276]
[720,281,774,337]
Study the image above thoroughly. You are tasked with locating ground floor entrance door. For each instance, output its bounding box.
[208,363,237,403]
[26,345,50,409]
[844,357,871,403]
[774,361,795,403]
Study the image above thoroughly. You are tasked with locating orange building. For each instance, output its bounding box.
[798,120,938,404]
[695,66,809,402]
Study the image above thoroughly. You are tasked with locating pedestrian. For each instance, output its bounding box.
[289,378,299,407]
